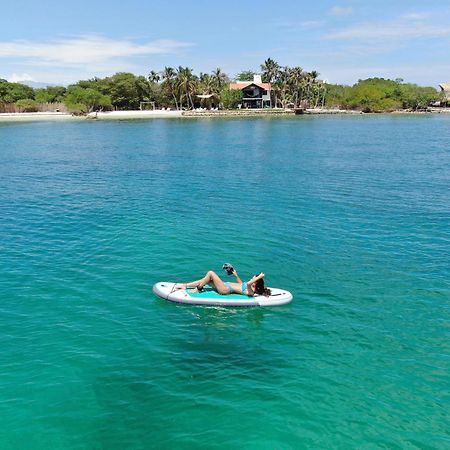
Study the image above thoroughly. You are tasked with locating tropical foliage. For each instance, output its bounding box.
[235,70,256,81]
[325,78,441,112]
[15,98,39,112]
[260,58,326,108]
[64,85,112,113]
[220,88,243,109]
[0,79,35,103]
[0,59,443,113]
[34,86,67,103]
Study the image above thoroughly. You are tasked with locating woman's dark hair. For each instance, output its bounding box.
[254,277,271,296]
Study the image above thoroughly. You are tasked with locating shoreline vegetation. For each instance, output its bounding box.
[0,58,447,120]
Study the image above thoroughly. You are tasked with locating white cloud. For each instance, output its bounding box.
[275,20,325,31]
[5,73,35,82]
[401,12,432,21]
[0,35,192,67]
[329,6,353,17]
[326,15,450,41]
[300,20,326,29]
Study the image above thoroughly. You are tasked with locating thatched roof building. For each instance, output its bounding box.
[439,81,450,101]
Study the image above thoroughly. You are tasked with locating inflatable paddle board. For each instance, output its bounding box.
[153,282,293,307]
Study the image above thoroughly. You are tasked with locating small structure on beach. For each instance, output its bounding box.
[196,93,216,110]
[439,81,450,106]
[230,75,272,109]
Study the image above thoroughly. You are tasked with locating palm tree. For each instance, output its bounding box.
[274,66,292,108]
[306,70,320,107]
[310,70,319,81]
[199,73,213,93]
[161,66,179,110]
[198,73,216,108]
[261,58,280,107]
[176,66,198,109]
[148,70,160,84]
[261,58,280,83]
[288,66,304,107]
[211,68,228,92]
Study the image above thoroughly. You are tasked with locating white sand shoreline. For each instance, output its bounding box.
[2,108,450,122]
[0,112,82,122]
[86,110,182,120]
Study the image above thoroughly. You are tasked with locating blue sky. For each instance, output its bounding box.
[1,0,450,86]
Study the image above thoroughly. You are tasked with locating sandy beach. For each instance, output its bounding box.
[2,108,450,123]
[0,112,82,122]
[86,110,182,120]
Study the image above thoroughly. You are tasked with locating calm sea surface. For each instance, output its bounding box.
[1,115,449,449]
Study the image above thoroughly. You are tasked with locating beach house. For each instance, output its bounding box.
[439,81,450,106]
[230,75,272,109]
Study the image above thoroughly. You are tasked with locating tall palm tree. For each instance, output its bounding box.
[274,66,292,108]
[148,70,160,84]
[199,73,212,93]
[198,73,217,108]
[211,68,227,92]
[305,70,320,107]
[176,66,198,109]
[261,58,280,83]
[261,58,281,107]
[310,70,319,81]
[161,66,178,110]
[288,66,304,107]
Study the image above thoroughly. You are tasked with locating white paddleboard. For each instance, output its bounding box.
[153,282,293,307]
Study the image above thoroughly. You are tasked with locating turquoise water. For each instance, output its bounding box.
[1,115,449,449]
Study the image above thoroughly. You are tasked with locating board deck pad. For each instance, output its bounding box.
[187,286,255,300]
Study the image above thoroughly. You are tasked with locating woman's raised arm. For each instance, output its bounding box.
[248,272,265,284]
[233,269,242,284]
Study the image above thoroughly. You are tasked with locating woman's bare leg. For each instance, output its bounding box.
[175,276,206,290]
[176,271,229,294]
[198,270,229,294]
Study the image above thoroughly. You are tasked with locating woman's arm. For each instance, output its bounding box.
[248,272,265,284]
[233,269,242,284]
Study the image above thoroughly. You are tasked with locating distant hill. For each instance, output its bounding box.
[22,80,62,88]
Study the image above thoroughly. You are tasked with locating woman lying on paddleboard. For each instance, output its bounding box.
[175,269,271,296]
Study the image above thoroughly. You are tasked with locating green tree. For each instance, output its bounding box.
[324,83,349,108]
[64,85,112,112]
[0,79,9,101]
[199,73,215,95]
[211,68,228,91]
[35,86,66,103]
[0,80,35,103]
[288,66,304,107]
[220,88,242,109]
[148,70,160,84]
[273,67,292,108]
[235,70,256,81]
[398,83,439,110]
[15,99,38,112]
[342,78,401,112]
[176,66,198,109]
[161,67,179,109]
[103,72,151,110]
[261,58,281,107]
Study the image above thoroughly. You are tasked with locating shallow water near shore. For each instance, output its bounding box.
[1,115,449,449]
